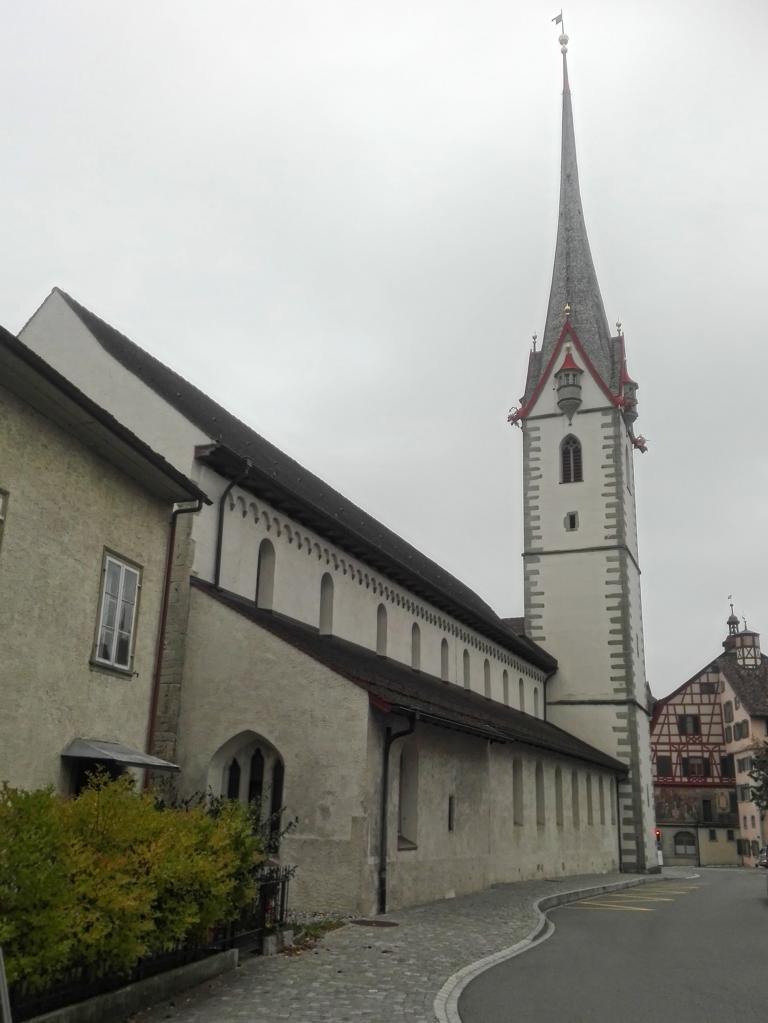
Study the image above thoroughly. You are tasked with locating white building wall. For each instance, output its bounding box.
[215,488,546,710]
[19,292,210,477]
[20,294,548,715]
[521,347,656,871]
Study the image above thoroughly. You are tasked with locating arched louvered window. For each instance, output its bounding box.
[319,573,334,635]
[256,539,275,610]
[376,604,388,656]
[411,623,421,670]
[561,435,583,483]
[440,638,449,681]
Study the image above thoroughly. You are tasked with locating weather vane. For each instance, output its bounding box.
[552,10,568,52]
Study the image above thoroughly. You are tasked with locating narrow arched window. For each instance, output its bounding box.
[502,670,509,705]
[226,758,241,801]
[376,603,387,655]
[535,762,545,827]
[555,766,564,826]
[441,638,449,681]
[586,774,594,825]
[571,769,580,828]
[513,759,523,825]
[561,435,583,483]
[462,649,471,688]
[256,538,275,610]
[411,623,421,670]
[533,687,539,718]
[268,759,285,851]
[599,774,606,825]
[519,678,525,712]
[319,572,334,635]
[248,749,264,806]
[398,743,419,846]
[483,659,491,697]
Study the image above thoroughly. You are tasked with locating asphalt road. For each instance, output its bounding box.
[459,870,768,1023]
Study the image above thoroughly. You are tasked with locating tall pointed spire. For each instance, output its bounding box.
[525,30,615,402]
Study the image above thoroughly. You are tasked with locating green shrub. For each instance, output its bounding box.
[0,775,263,992]
[0,784,74,988]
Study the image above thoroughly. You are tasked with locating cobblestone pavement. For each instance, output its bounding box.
[132,869,690,1023]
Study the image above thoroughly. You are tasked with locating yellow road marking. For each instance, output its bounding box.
[596,894,674,902]
[639,888,694,895]
[570,901,654,912]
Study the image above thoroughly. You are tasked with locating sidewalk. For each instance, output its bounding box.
[132,869,683,1023]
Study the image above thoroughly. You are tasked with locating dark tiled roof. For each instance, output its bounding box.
[717,653,768,717]
[0,325,209,505]
[54,288,556,673]
[502,616,526,635]
[192,578,625,773]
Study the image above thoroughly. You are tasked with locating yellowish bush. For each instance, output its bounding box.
[0,775,263,992]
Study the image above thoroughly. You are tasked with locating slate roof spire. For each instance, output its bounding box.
[523,29,616,402]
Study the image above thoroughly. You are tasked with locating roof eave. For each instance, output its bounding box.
[196,442,556,672]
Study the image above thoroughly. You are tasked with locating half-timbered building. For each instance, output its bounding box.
[651,610,768,866]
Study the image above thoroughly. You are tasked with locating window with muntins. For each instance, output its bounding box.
[561,435,583,483]
[94,554,140,670]
[677,714,700,736]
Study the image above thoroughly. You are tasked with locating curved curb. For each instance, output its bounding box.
[433,877,657,1023]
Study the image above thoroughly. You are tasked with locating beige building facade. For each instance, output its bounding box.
[0,327,206,793]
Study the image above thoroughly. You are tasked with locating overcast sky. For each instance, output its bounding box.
[2,1,766,697]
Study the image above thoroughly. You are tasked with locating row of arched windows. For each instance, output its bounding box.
[257,539,542,713]
[513,762,614,829]
[255,537,538,676]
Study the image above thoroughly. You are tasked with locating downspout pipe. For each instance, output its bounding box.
[615,775,623,872]
[144,498,204,782]
[378,715,416,915]
[213,460,252,590]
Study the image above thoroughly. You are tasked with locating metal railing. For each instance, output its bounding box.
[7,864,292,1023]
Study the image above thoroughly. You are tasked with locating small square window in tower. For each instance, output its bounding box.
[564,511,579,532]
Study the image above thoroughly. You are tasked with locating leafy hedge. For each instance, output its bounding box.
[0,775,263,991]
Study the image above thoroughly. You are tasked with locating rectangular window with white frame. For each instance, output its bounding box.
[93,553,141,671]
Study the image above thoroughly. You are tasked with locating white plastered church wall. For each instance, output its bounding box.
[20,293,546,712]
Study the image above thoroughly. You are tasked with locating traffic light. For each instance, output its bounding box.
[654,827,661,847]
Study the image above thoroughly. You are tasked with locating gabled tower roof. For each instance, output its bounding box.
[523,35,617,404]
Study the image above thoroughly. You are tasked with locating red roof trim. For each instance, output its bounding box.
[510,321,618,423]
[556,349,583,374]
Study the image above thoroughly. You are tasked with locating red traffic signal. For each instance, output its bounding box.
[654,828,661,840]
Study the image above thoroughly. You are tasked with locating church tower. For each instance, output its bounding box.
[509,30,656,871]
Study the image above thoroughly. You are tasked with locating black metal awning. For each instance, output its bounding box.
[61,738,179,772]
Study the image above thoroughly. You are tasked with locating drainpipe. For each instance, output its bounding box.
[144,498,204,782]
[615,776,624,872]
[213,460,252,590]
[377,716,416,915]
